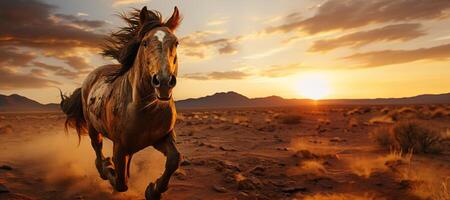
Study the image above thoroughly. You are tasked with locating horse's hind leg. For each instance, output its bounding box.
[146,131,181,200]
[88,125,108,180]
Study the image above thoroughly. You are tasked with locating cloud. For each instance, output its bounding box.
[33,62,80,79]
[265,0,450,35]
[77,12,89,17]
[182,71,250,80]
[0,47,35,67]
[179,31,239,60]
[0,0,105,89]
[309,23,425,52]
[342,43,450,67]
[62,56,94,71]
[207,18,229,26]
[54,14,107,29]
[0,0,104,51]
[260,63,307,77]
[112,0,149,7]
[0,68,58,89]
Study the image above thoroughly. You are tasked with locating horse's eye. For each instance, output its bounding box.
[174,41,179,47]
[142,40,147,47]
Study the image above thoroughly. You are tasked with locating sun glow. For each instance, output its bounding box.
[297,74,331,100]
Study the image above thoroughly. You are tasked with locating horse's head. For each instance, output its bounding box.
[138,6,181,101]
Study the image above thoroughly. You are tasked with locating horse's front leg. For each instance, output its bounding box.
[103,143,129,192]
[146,131,181,200]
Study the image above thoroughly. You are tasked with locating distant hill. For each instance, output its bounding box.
[176,91,450,109]
[0,92,449,112]
[0,94,59,112]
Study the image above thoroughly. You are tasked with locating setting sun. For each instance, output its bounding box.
[297,74,331,100]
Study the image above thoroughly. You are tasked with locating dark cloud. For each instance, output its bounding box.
[309,23,425,52]
[182,71,250,80]
[0,68,58,90]
[266,0,450,35]
[0,0,106,89]
[0,0,104,50]
[342,44,450,67]
[180,31,239,59]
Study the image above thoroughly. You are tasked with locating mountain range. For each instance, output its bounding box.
[0,92,449,112]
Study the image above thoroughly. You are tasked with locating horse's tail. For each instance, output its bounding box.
[60,88,87,141]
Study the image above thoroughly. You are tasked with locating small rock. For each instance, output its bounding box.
[282,185,307,193]
[180,159,191,166]
[174,169,186,180]
[249,166,265,176]
[0,165,12,170]
[329,137,346,142]
[212,185,228,193]
[219,146,237,152]
[238,178,256,190]
[276,147,289,151]
[292,150,318,159]
[0,183,9,193]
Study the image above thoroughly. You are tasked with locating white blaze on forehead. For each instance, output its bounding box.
[154,30,166,42]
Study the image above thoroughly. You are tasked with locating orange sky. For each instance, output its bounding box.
[0,0,450,103]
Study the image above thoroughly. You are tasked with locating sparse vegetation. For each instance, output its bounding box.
[394,121,446,154]
[370,121,448,154]
[369,126,395,148]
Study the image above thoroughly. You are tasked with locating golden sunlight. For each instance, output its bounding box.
[297,73,331,100]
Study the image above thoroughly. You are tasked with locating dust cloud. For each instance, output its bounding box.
[0,127,166,199]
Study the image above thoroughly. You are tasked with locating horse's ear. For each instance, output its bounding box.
[165,6,182,31]
[139,6,149,25]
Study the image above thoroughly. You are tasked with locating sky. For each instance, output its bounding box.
[0,0,450,104]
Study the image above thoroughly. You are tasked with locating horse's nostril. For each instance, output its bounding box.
[169,75,177,87]
[152,75,160,87]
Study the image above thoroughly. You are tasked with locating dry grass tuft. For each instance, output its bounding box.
[369,115,394,124]
[348,150,411,178]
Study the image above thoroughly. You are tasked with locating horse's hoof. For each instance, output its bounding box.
[114,184,128,192]
[145,183,161,200]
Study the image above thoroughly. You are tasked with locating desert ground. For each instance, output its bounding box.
[0,105,449,200]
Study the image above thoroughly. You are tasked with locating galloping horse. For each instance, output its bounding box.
[60,6,182,199]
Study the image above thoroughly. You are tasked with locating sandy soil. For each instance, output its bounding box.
[0,105,449,200]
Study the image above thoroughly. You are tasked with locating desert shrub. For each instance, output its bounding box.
[369,126,396,148]
[278,114,301,125]
[370,121,448,154]
[393,121,445,154]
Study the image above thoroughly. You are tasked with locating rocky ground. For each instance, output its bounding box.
[0,105,449,200]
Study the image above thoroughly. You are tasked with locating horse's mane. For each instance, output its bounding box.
[102,7,181,82]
